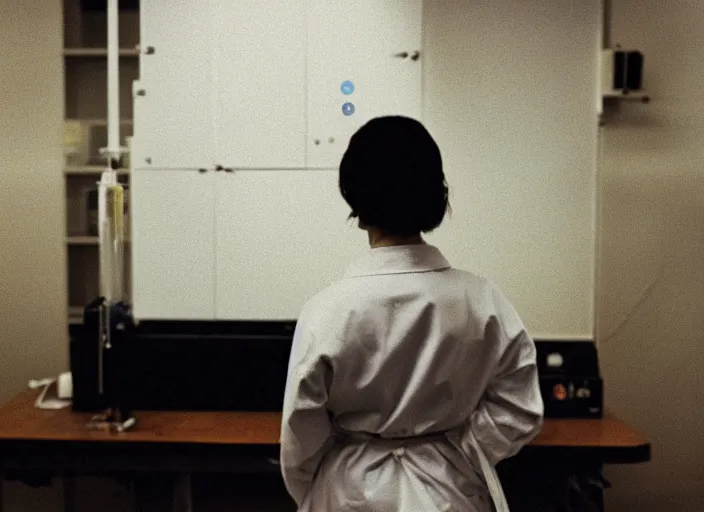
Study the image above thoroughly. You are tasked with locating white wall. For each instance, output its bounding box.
[598,0,704,510]
[0,0,66,400]
[424,0,600,339]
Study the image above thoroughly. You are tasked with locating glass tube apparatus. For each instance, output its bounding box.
[98,171,125,305]
[86,0,135,433]
[99,0,127,306]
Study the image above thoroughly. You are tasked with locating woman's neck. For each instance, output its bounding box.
[368,229,424,249]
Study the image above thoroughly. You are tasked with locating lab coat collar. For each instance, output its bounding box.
[345,244,451,278]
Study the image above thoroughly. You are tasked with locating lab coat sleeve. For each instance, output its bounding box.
[467,327,544,465]
[280,317,335,506]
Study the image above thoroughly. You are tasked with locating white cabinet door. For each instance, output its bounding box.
[131,170,216,320]
[213,0,306,169]
[306,0,423,169]
[135,0,215,169]
[215,170,365,320]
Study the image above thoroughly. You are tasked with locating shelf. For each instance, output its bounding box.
[65,118,133,126]
[67,236,130,245]
[63,1,136,328]
[602,91,650,103]
[81,0,139,9]
[67,236,98,245]
[64,48,139,57]
[65,166,129,176]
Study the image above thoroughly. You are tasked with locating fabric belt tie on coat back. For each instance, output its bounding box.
[337,428,510,512]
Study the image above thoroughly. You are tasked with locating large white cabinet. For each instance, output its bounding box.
[131,170,216,319]
[136,0,215,169]
[306,0,423,168]
[213,0,308,169]
[134,0,601,338]
[132,169,363,320]
[133,0,419,320]
[134,0,422,171]
[215,171,363,319]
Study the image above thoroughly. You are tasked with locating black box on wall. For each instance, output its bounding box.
[535,340,604,419]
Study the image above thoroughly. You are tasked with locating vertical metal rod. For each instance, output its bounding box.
[107,0,120,155]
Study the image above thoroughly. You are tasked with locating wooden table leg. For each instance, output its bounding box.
[61,472,76,512]
[0,467,5,512]
[173,472,193,512]
[129,478,143,512]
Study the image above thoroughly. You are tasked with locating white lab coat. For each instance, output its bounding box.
[280,245,543,511]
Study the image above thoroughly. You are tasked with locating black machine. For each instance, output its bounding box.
[71,307,602,419]
[535,340,604,419]
[70,300,295,413]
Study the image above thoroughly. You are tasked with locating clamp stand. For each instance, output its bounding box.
[82,298,137,433]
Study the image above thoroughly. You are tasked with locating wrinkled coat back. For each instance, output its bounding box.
[281,245,543,511]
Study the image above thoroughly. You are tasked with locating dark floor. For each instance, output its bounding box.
[4,474,295,512]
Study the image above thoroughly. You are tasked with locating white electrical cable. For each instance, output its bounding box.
[28,378,54,390]
[29,377,71,410]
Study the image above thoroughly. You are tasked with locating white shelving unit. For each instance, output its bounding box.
[64,0,138,324]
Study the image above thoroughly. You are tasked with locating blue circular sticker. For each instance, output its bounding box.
[342,102,355,116]
[341,80,355,95]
